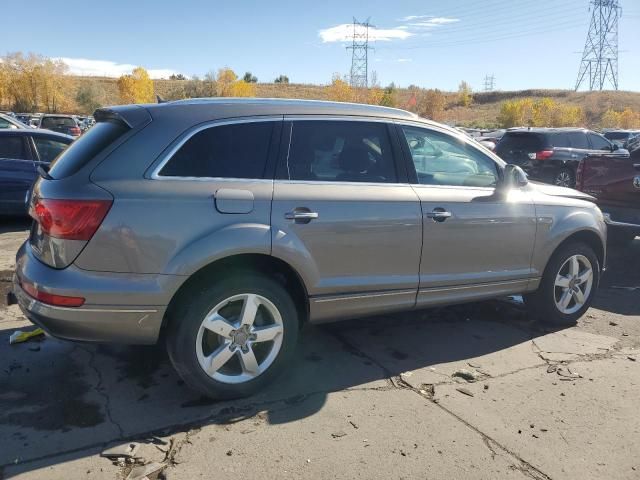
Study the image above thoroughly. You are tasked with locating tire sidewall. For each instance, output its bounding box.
[167,273,299,399]
[533,242,600,325]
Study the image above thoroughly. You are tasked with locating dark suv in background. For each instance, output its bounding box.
[38,115,82,137]
[496,127,622,187]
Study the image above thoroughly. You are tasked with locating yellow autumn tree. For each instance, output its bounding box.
[230,80,257,97]
[326,75,353,102]
[418,89,447,121]
[216,68,238,97]
[117,67,154,104]
[457,81,473,107]
[618,108,640,129]
[498,99,533,127]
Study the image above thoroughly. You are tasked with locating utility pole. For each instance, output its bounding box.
[483,74,496,91]
[575,0,621,91]
[346,18,373,89]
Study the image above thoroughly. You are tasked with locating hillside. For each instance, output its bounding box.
[56,76,640,128]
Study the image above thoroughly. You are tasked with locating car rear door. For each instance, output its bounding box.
[0,134,36,215]
[397,122,537,306]
[271,117,422,321]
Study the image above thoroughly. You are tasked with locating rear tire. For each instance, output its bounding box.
[524,242,599,326]
[553,167,576,188]
[166,272,299,399]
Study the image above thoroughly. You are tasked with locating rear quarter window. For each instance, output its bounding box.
[158,121,274,179]
[48,121,128,178]
[497,133,544,152]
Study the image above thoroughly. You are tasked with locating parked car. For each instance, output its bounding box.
[10,99,606,399]
[495,127,623,188]
[576,136,640,245]
[602,129,640,148]
[38,114,82,137]
[0,129,73,215]
[0,113,29,130]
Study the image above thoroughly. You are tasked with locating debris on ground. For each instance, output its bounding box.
[349,421,359,429]
[556,367,582,380]
[547,365,558,374]
[609,321,619,326]
[455,387,474,397]
[452,368,480,382]
[331,431,347,438]
[101,442,140,460]
[125,461,165,480]
[9,328,45,345]
[627,356,637,362]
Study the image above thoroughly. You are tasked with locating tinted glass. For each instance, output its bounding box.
[402,126,498,188]
[0,136,26,159]
[552,132,570,147]
[160,122,273,179]
[33,137,71,163]
[41,117,76,128]
[568,132,589,149]
[0,118,14,129]
[496,133,544,153]
[588,133,612,150]
[48,121,128,178]
[284,121,396,183]
[604,131,629,141]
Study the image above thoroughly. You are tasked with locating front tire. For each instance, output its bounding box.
[525,242,599,326]
[166,272,299,399]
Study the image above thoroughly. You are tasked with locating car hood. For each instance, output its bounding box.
[528,181,596,202]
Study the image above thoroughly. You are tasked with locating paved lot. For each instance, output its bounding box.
[1,219,639,480]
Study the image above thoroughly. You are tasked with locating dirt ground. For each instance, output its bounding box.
[1,219,639,480]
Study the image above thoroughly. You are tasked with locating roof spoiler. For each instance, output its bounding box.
[93,105,152,129]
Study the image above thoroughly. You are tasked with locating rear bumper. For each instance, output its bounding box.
[12,242,182,344]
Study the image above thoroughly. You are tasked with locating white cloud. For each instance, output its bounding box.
[319,24,413,43]
[397,58,413,63]
[408,17,460,28]
[56,57,181,79]
[398,15,432,21]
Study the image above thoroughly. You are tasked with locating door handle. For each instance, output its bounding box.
[285,210,319,223]
[426,209,452,222]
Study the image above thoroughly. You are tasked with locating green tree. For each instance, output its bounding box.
[75,82,104,113]
[274,75,289,84]
[243,72,258,83]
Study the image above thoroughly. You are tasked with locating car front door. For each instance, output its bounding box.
[0,135,36,215]
[271,118,422,322]
[396,122,537,307]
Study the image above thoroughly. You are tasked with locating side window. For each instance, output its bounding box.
[0,136,26,159]
[284,121,397,183]
[0,118,13,129]
[159,121,274,179]
[552,133,570,148]
[33,138,70,163]
[568,132,589,149]
[588,133,612,150]
[401,126,498,188]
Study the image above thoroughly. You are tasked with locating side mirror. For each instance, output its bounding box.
[612,143,619,151]
[501,164,529,190]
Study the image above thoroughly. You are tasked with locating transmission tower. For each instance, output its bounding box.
[483,74,496,91]
[346,18,373,89]
[575,0,621,91]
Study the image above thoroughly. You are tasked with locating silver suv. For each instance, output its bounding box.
[11,99,607,398]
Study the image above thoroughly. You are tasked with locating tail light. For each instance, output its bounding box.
[29,198,112,241]
[576,159,585,191]
[20,279,85,307]
[534,149,554,160]
[70,126,81,136]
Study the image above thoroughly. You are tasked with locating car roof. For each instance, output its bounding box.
[505,127,591,134]
[0,129,74,141]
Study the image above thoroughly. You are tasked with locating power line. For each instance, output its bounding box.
[575,0,621,90]
[346,18,373,88]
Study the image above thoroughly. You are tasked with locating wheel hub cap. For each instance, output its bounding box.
[554,254,594,315]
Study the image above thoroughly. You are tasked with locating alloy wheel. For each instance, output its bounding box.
[554,171,573,187]
[195,293,284,384]
[553,254,593,315]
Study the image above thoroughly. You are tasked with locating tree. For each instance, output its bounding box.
[326,74,352,102]
[274,75,289,84]
[117,67,154,104]
[379,83,397,107]
[498,99,533,128]
[169,73,186,80]
[457,81,473,107]
[231,80,257,97]
[243,72,258,83]
[216,68,238,96]
[75,82,105,113]
[419,89,447,121]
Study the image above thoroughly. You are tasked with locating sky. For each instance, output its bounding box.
[5,0,640,91]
